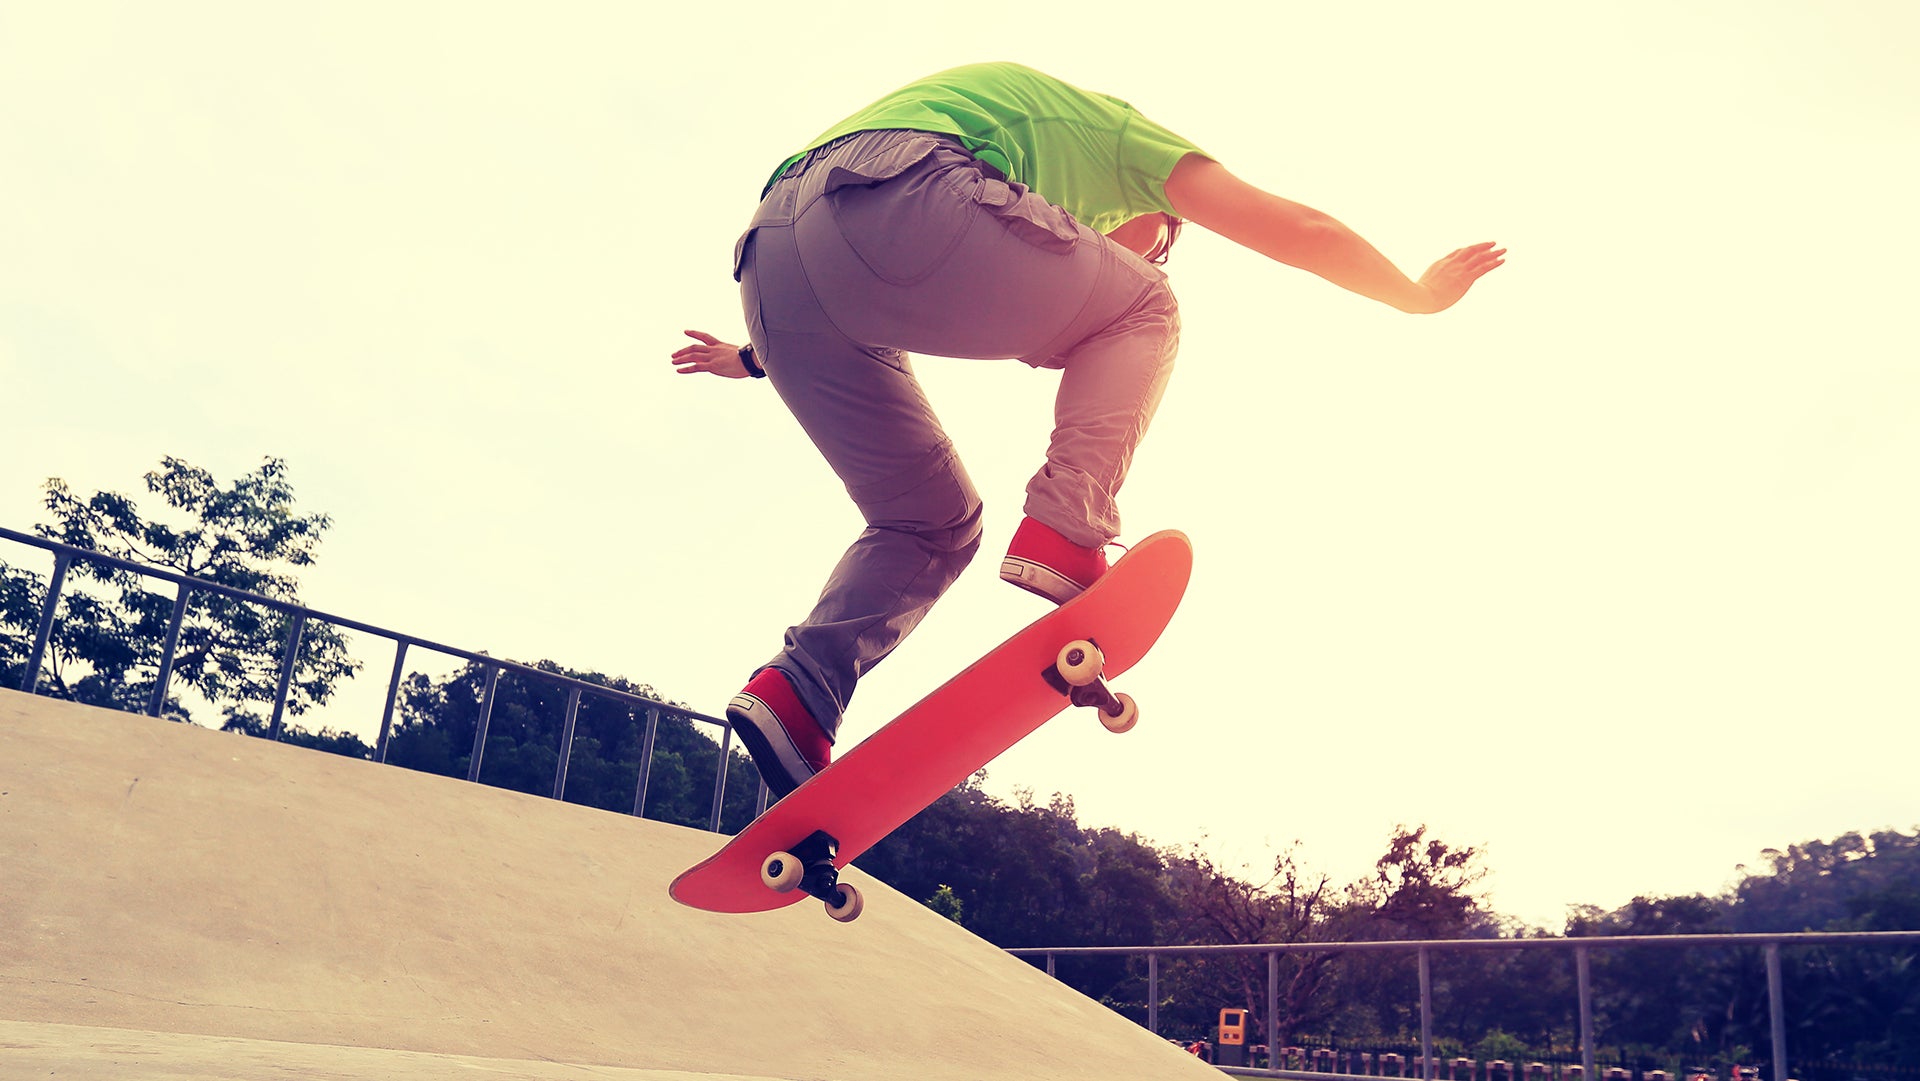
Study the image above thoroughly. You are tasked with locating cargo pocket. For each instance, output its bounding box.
[971,176,1083,255]
[735,229,764,348]
[732,228,754,282]
[821,138,976,287]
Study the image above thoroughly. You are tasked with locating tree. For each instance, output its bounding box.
[861,782,1100,946]
[854,776,1180,1023]
[1155,843,1343,1043]
[1548,827,1920,1075]
[382,658,765,831]
[0,565,46,683]
[1141,825,1498,1049]
[1356,824,1489,940]
[924,884,966,924]
[1569,894,1739,1068]
[1726,828,1920,1067]
[221,709,374,758]
[1,456,359,723]
[1298,826,1499,1050]
[1732,829,1920,934]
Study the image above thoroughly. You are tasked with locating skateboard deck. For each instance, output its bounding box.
[669,528,1191,920]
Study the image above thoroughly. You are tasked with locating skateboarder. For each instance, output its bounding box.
[672,62,1504,798]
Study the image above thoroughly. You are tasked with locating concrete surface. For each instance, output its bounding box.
[0,688,1216,1080]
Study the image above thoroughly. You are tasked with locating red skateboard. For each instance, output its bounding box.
[669,529,1192,922]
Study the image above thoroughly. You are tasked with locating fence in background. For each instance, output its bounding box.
[0,524,768,828]
[1007,932,1920,1081]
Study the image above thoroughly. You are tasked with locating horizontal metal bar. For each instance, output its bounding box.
[1006,930,1920,959]
[0,525,727,730]
[1221,1071,1382,1081]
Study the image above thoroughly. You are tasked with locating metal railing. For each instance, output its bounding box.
[1006,932,1920,1081]
[1,524,769,828]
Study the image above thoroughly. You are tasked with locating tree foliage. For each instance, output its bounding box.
[1,456,358,722]
[383,658,764,832]
[1565,829,1920,1075]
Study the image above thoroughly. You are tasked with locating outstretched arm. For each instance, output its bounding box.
[1163,154,1504,314]
[671,329,752,378]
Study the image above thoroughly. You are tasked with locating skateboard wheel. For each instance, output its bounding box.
[761,851,803,893]
[1099,692,1139,734]
[825,882,864,923]
[1055,640,1104,688]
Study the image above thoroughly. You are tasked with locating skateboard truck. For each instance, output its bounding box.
[1042,639,1140,733]
[760,830,865,922]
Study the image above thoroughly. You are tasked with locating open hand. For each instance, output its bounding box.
[1414,242,1507,313]
[671,329,751,378]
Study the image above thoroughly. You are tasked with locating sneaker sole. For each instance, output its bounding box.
[727,692,818,801]
[999,556,1086,605]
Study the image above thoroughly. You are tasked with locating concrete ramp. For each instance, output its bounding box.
[0,689,1215,1080]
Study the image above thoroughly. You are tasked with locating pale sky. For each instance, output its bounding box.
[3,2,1916,930]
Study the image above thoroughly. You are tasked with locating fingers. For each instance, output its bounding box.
[669,334,748,379]
[670,346,719,373]
[1460,248,1506,283]
[1448,242,1505,266]
[672,329,725,370]
[1467,242,1506,263]
[1413,242,1508,312]
[1442,243,1507,285]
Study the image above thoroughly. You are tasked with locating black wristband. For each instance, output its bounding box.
[738,342,766,378]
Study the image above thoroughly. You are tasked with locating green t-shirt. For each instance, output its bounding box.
[771,62,1206,236]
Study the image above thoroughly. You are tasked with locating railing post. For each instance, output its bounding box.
[21,551,72,693]
[708,722,734,831]
[1046,951,1056,978]
[375,639,409,763]
[1576,945,1595,1081]
[466,665,501,782]
[1419,946,1435,1081]
[1766,942,1787,1081]
[632,706,660,817]
[267,610,309,740]
[1267,950,1280,1076]
[552,686,583,800]
[1147,952,1159,1035]
[148,584,192,717]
